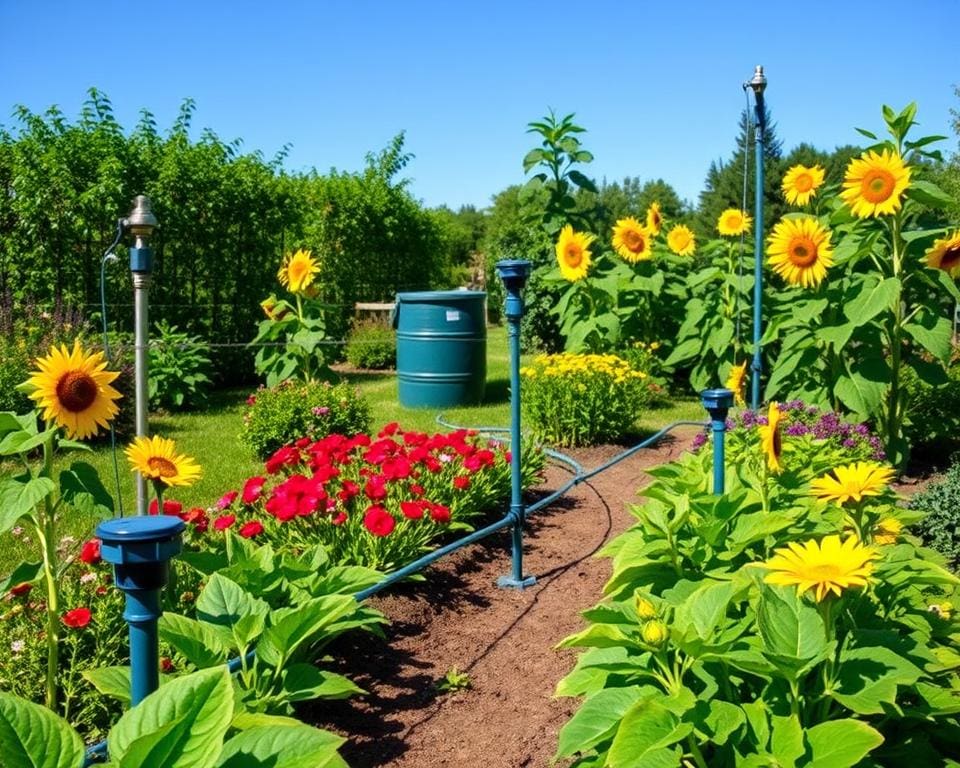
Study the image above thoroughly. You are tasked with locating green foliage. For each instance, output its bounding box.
[903,358,960,459]
[252,287,335,386]
[344,318,396,370]
[149,320,213,411]
[436,667,472,693]
[910,458,960,569]
[240,380,371,459]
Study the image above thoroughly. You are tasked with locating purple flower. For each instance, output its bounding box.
[692,432,708,451]
[786,423,810,436]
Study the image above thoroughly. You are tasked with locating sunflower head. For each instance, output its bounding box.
[925,231,960,278]
[612,217,653,263]
[717,209,752,237]
[645,202,663,236]
[767,216,834,289]
[781,164,825,206]
[278,249,320,294]
[555,225,595,281]
[25,340,121,439]
[725,362,748,407]
[840,148,911,218]
[762,534,878,602]
[758,402,783,473]
[125,435,201,489]
[873,517,903,546]
[666,225,695,257]
[810,461,894,506]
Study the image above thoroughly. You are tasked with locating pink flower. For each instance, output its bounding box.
[242,476,266,505]
[363,505,396,537]
[213,515,236,531]
[79,539,101,565]
[239,520,264,538]
[62,607,92,629]
[216,491,238,510]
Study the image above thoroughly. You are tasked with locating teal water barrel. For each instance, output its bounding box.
[394,290,487,408]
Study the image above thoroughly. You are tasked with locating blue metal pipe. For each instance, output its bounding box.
[750,73,767,411]
[700,389,733,495]
[123,589,162,706]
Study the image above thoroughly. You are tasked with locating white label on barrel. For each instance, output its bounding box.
[446,310,460,322]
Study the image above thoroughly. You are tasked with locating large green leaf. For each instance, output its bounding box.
[757,584,827,678]
[257,596,358,669]
[906,179,955,209]
[109,667,233,768]
[904,309,953,364]
[0,560,42,594]
[673,581,734,642]
[803,719,883,768]
[0,475,54,533]
[59,461,114,518]
[842,275,900,327]
[689,700,745,747]
[217,725,347,768]
[83,666,133,706]
[195,574,269,631]
[158,614,231,668]
[280,664,363,702]
[555,686,649,759]
[831,645,922,714]
[769,714,804,768]
[834,357,889,419]
[606,698,689,768]
[0,691,85,768]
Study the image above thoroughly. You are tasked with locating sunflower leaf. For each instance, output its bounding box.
[59,461,114,518]
[0,474,55,533]
[906,180,955,209]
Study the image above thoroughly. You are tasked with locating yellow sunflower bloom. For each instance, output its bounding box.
[666,225,696,257]
[767,217,834,289]
[26,340,121,439]
[762,535,877,602]
[725,362,748,406]
[873,517,903,546]
[717,208,752,237]
[781,164,825,206]
[840,149,911,218]
[924,231,960,278]
[645,202,663,236]
[758,401,783,473]
[555,225,595,281]
[810,461,894,505]
[611,217,653,263]
[125,435,201,488]
[277,248,320,294]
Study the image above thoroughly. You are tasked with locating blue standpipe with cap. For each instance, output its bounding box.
[96,515,185,706]
[701,388,734,496]
[495,259,536,590]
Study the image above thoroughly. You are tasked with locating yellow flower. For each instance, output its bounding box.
[766,217,834,288]
[929,602,953,620]
[725,362,748,407]
[781,164,825,206]
[924,231,960,278]
[640,619,669,646]
[840,149,911,218]
[717,208,752,237]
[645,202,663,236]
[666,225,696,257]
[762,535,877,602]
[555,225,595,281]
[277,248,320,294]
[873,517,902,546]
[612,217,653,263]
[26,340,122,439]
[125,435,201,488]
[810,461,894,505]
[758,402,783,473]
[634,594,658,619]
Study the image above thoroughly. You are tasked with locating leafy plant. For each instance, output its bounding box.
[903,357,960,459]
[436,667,471,693]
[345,318,395,369]
[910,456,960,569]
[149,319,213,411]
[240,379,371,459]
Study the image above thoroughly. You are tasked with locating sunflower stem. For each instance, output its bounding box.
[39,428,60,711]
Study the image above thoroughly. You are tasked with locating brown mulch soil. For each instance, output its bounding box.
[304,428,700,768]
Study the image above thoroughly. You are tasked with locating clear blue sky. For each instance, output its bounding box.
[2,0,957,210]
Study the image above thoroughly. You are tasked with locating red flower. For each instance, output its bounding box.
[265,445,301,474]
[149,499,183,516]
[364,475,388,501]
[160,656,175,673]
[363,505,396,537]
[423,456,442,474]
[429,503,451,524]
[400,500,424,520]
[410,484,425,497]
[239,520,264,538]
[242,476,266,505]
[213,515,236,531]
[453,475,471,491]
[265,474,325,521]
[382,456,412,481]
[338,480,360,502]
[9,582,32,597]
[181,507,209,533]
[216,491,238,510]
[79,538,102,565]
[95,586,108,597]
[62,607,92,629]
[378,422,400,438]
[331,511,348,526]
[295,436,312,449]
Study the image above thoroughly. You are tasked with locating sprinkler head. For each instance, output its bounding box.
[745,65,767,96]
[124,195,158,247]
[701,388,734,423]
[496,260,532,320]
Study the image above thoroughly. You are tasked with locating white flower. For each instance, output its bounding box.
[80,572,97,585]
[11,527,23,537]
[10,640,25,653]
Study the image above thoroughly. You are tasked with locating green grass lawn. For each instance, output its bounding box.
[1,325,706,570]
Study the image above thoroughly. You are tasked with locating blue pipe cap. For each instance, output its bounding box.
[96,515,185,566]
[495,259,532,293]
[701,388,734,418]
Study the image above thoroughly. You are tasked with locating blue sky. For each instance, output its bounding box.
[2,0,957,210]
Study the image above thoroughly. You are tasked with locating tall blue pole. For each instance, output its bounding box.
[701,389,733,495]
[495,259,535,590]
[748,66,767,411]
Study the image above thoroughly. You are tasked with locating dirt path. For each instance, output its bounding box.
[307,428,699,768]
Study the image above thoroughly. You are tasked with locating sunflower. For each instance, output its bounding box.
[781,164,825,206]
[925,231,960,278]
[125,435,201,488]
[555,225,595,281]
[873,517,903,546]
[277,248,319,294]
[25,340,121,439]
[666,225,696,257]
[762,535,877,602]
[725,362,748,407]
[810,461,894,505]
[611,217,653,263]
[645,202,663,236]
[767,217,834,288]
[840,149,911,218]
[758,401,783,473]
[717,208,752,237]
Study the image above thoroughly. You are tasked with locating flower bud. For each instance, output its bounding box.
[641,619,669,647]
[634,594,657,620]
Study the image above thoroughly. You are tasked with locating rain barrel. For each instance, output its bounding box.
[394,290,487,408]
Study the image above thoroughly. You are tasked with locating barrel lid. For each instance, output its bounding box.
[396,290,486,302]
[96,515,186,544]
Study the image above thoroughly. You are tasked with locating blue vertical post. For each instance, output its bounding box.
[701,389,734,495]
[748,66,767,411]
[495,259,536,590]
[96,516,185,705]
